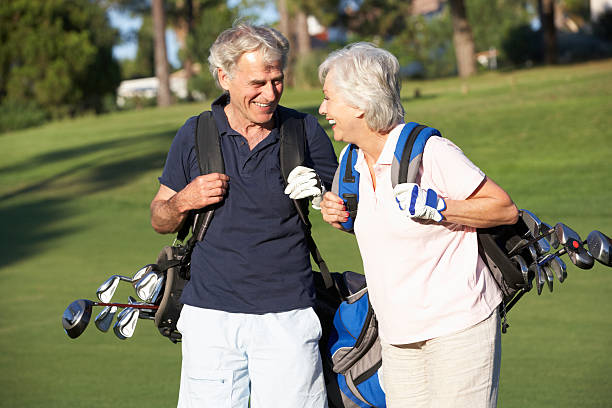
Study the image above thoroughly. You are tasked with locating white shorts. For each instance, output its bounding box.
[176,305,328,408]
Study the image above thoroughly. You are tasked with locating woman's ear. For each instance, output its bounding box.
[354,109,365,119]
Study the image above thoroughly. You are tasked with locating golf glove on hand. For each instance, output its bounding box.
[393,183,446,222]
[284,166,325,210]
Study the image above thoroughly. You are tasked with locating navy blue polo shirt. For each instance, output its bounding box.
[158,95,338,314]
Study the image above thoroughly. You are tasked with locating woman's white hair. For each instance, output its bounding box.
[208,22,289,87]
[319,43,405,133]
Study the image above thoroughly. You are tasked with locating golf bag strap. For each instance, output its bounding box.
[188,111,225,247]
[279,112,334,289]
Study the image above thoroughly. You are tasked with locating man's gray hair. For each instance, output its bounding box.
[209,22,290,87]
[318,43,405,133]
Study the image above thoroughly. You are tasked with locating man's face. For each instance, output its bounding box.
[218,50,284,128]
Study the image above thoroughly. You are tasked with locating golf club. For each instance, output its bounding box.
[94,305,117,332]
[113,307,139,340]
[96,275,132,303]
[510,254,531,289]
[520,210,551,255]
[586,230,612,267]
[554,223,594,269]
[62,299,157,339]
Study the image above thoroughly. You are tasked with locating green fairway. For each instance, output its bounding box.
[1,59,611,407]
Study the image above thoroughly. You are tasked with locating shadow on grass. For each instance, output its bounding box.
[0,198,79,268]
[0,129,177,266]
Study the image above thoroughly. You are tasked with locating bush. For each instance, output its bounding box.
[501,24,542,67]
[0,100,48,133]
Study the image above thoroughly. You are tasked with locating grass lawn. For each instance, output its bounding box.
[1,59,611,407]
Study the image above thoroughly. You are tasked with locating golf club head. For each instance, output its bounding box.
[96,276,121,303]
[586,230,611,266]
[549,255,567,283]
[510,255,531,289]
[94,305,117,333]
[132,264,157,287]
[96,275,132,303]
[135,270,161,302]
[568,247,595,269]
[540,263,554,292]
[530,263,545,295]
[554,223,583,250]
[113,308,139,340]
[526,244,538,264]
[62,299,93,339]
[148,275,166,304]
[535,238,551,256]
[520,209,543,237]
[541,222,559,249]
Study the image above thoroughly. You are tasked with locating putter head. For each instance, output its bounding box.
[96,276,121,303]
[568,247,595,269]
[62,299,93,339]
[586,230,611,266]
[94,305,118,332]
[113,307,139,340]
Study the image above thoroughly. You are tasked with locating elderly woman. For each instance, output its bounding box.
[318,43,519,408]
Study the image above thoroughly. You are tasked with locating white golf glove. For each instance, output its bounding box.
[393,183,446,222]
[284,166,325,209]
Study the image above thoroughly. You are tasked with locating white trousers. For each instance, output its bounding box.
[381,310,501,408]
[176,305,328,408]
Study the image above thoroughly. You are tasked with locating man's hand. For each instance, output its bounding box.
[284,166,325,209]
[320,191,348,230]
[177,173,230,212]
[393,183,446,222]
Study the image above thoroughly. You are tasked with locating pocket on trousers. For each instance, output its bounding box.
[186,368,233,408]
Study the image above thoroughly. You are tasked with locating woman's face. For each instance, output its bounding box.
[319,69,364,144]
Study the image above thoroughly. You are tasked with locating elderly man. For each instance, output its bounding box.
[150,23,337,408]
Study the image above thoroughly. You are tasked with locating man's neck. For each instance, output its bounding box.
[224,104,274,150]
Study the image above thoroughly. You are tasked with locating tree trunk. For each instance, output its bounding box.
[295,10,311,56]
[152,0,172,107]
[449,0,476,78]
[276,0,294,86]
[174,0,195,100]
[539,0,558,64]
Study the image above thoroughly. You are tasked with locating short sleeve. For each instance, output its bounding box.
[421,136,485,200]
[158,116,198,192]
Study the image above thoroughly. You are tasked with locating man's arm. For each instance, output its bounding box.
[150,173,229,234]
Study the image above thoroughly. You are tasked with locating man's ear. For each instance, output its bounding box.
[217,68,230,91]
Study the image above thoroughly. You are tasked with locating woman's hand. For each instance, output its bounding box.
[320,191,349,230]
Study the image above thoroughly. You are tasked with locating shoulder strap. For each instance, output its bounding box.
[278,111,333,289]
[394,122,441,185]
[177,111,224,248]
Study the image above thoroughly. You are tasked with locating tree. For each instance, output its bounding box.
[539,0,558,64]
[152,0,172,106]
[0,0,121,117]
[449,0,477,77]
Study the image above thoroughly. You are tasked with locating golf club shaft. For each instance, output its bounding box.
[94,302,158,310]
[508,227,555,256]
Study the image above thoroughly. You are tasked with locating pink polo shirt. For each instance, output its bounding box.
[352,123,502,344]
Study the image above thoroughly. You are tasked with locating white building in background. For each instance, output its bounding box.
[116,68,201,106]
[591,0,612,20]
